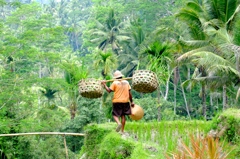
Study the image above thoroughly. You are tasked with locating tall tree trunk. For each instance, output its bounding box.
[70,101,76,120]
[174,84,177,115]
[202,83,207,119]
[199,66,207,119]
[187,66,191,79]
[223,85,227,110]
[180,76,191,119]
[164,65,171,100]
[173,67,179,115]
[187,66,192,109]
[164,79,169,101]
[157,87,161,121]
[210,93,213,107]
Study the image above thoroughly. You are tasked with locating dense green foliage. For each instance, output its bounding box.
[99,132,135,159]
[0,0,239,158]
[211,108,240,142]
[80,124,112,158]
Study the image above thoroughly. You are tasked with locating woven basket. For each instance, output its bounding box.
[129,104,144,120]
[132,70,158,93]
[78,78,103,98]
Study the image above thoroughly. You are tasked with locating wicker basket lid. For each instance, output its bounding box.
[129,104,144,120]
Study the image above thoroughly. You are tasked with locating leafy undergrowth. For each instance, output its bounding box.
[210,108,240,157]
[79,119,238,159]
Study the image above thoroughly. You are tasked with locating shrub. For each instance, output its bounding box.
[99,132,135,159]
[210,108,240,142]
[79,124,112,159]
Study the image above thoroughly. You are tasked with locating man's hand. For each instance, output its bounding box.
[101,80,106,85]
[131,102,135,107]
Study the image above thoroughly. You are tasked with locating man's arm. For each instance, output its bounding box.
[101,81,112,93]
[129,90,134,107]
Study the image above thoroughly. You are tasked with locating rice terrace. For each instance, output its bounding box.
[0,0,240,158]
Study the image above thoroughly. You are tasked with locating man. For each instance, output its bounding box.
[101,70,134,133]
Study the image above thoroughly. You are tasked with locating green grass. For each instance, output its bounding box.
[80,120,239,158]
[125,120,211,154]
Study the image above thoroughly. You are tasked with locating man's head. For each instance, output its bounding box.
[113,70,123,79]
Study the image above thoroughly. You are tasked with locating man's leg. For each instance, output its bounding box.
[113,115,121,125]
[113,115,122,132]
[121,115,126,132]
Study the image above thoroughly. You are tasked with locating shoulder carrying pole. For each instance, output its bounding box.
[104,77,132,82]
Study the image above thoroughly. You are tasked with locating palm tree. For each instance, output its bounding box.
[175,0,240,117]
[61,54,88,119]
[93,49,118,78]
[93,49,118,118]
[40,87,58,107]
[118,23,146,77]
[142,41,174,99]
[90,9,130,55]
[178,51,240,114]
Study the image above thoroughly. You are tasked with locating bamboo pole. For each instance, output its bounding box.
[63,135,69,159]
[0,132,85,137]
[104,77,132,82]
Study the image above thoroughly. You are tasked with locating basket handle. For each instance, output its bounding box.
[104,77,132,82]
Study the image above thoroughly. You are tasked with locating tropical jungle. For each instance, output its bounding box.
[0,0,240,158]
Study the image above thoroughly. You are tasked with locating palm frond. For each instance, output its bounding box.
[205,19,224,29]
[181,78,197,90]
[129,26,145,46]
[90,37,105,43]
[40,87,58,100]
[192,51,233,66]
[99,51,113,62]
[118,21,130,30]
[227,4,240,28]
[91,30,108,36]
[206,27,233,44]
[179,36,209,47]
[94,19,105,30]
[177,50,197,62]
[57,106,69,114]
[208,65,240,77]
[178,51,232,68]
[186,1,204,13]
[116,35,131,41]
[151,27,169,36]
[175,8,201,24]
[192,67,201,79]
[98,39,108,50]
[144,41,172,58]
[222,1,240,22]
[224,44,240,56]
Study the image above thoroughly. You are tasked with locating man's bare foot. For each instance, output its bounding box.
[116,124,122,132]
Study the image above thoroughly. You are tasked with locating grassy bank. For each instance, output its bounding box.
[80,120,212,159]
